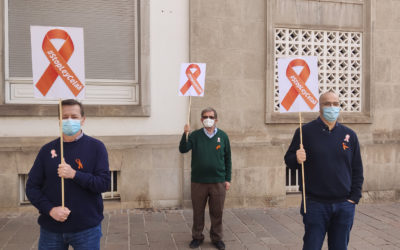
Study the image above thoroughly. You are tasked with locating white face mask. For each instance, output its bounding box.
[202,118,215,128]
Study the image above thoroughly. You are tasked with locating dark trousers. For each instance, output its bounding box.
[301,199,355,250]
[191,182,226,242]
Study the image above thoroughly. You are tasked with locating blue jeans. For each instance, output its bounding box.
[301,199,355,250]
[38,224,102,250]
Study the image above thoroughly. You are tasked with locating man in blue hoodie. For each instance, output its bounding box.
[26,99,110,250]
[284,91,364,250]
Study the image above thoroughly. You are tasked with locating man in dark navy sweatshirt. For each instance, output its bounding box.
[284,91,364,250]
[179,107,231,250]
[26,99,110,250]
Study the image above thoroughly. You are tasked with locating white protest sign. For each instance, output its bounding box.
[31,26,85,99]
[178,63,206,96]
[278,56,319,113]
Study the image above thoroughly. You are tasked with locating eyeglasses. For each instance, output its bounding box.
[202,116,215,119]
[322,102,340,107]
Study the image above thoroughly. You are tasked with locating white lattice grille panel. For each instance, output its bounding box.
[274,28,362,112]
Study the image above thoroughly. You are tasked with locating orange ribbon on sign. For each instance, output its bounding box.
[281,59,318,111]
[35,29,84,97]
[180,64,203,95]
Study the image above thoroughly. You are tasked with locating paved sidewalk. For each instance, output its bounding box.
[0,202,399,249]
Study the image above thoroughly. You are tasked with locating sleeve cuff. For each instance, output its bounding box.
[41,202,54,215]
[349,195,361,204]
[73,171,87,187]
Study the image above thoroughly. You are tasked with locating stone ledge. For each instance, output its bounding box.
[0,135,182,151]
[360,190,400,203]
[5,190,400,213]
[372,130,400,144]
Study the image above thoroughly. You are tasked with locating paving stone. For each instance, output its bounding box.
[7,225,38,244]
[175,241,193,249]
[222,229,237,241]
[381,228,400,241]
[0,202,399,249]
[172,232,192,243]
[199,241,220,250]
[149,241,177,250]
[103,243,130,250]
[223,241,246,250]
[130,214,145,229]
[231,209,257,225]
[130,245,150,250]
[144,213,165,222]
[225,222,250,233]
[246,223,266,232]
[350,240,380,250]
[234,231,259,244]
[381,245,400,250]
[146,221,170,232]
[245,242,267,250]
[254,230,272,238]
[169,222,191,233]
[267,244,290,250]
[260,236,281,245]
[3,243,36,250]
[131,232,148,245]
[147,231,173,243]
[165,213,185,223]
[248,213,298,245]
[0,218,9,228]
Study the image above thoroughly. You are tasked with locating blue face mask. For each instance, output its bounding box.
[62,119,81,136]
[323,107,340,122]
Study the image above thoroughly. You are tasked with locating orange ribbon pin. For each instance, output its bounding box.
[75,159,83,169]
[179,64,203,95]
[281,59,318,111]
[342,143,349,150]
[216,145,221,150]
[35,29,84,97]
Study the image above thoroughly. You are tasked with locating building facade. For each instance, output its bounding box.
[0,0,398,210]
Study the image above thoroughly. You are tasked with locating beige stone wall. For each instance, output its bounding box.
[0,136,186,209]
[189,0,400,206]
[0,0,399,210]
[0,0,190,210]
[363,0,400,197]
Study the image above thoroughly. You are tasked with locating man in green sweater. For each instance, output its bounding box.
[179,107,232,250]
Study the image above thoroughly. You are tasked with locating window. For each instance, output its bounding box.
[265,0,371,124]
[102,171,120,200]
[285,168,300,193]
[1,0,149,116]
[19,174,30,204]
[273,28,362,113]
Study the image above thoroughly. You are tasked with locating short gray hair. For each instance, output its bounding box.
[319,91,338,108]
[201,107,218,119]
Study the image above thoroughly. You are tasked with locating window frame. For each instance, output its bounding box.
[265,0,372,124]
[102,170,121,200]
[19,174,30,204]
[0,0,150,117]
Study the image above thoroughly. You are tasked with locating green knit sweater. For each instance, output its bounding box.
[179,128,232,183]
